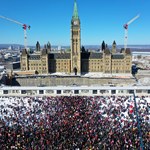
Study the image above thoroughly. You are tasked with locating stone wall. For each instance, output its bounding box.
[12,76,136,87]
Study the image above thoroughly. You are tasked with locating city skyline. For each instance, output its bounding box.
[0,0,150,46]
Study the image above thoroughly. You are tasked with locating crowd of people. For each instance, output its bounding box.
[0,95,149,149]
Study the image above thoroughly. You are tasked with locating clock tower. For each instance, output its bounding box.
[71,0,81,75]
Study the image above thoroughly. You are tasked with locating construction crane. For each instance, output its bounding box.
[0,15,30,49]
[123,14,140,50]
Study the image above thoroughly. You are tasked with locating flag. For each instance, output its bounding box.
[129,105,134,114]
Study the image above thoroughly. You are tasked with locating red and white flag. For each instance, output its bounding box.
[129,105,134,114]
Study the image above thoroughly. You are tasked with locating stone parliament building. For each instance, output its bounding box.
[21,0,132,75]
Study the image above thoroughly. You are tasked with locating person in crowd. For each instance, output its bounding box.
[0,95,149,149]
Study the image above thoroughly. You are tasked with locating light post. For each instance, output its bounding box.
[133,90,144,150]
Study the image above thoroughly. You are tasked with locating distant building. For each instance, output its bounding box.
[58,45,61,51]
[5,61,20,70]
[0,54,4,62]
[8,46,13,50]
[0,66,4,72]
[21,0,132,75]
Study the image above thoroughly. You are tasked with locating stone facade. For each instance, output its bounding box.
[13,76,136,87]
[20,0,132,75]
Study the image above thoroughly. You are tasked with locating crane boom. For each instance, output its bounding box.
[0,15,23,26]
[127,14,140,25]
[123,14,140,50]
[0,15,30,49]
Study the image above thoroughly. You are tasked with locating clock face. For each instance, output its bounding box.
[74,21,78,25]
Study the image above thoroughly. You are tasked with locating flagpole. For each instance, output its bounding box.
[133,91,144,150]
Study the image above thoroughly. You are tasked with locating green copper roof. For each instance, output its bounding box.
[73,0,79,19]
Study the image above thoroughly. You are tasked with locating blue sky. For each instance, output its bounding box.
[0,0,150,46]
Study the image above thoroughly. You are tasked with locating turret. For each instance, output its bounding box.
[47,41,51,53]
[36,41,40,51]
[101,41,106,51]
[112,40,116,53]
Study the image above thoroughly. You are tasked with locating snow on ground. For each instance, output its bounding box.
[50,72,133,78]
[138,77,150,85]
[82,73,132,78]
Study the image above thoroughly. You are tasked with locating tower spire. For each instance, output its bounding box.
[73,0,79,19]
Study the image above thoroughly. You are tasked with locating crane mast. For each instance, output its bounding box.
[123,14,139,51]
[0,15,30,49]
